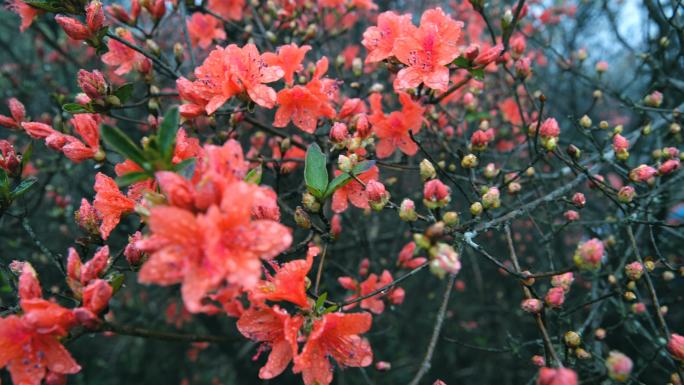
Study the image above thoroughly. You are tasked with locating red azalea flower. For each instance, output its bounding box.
[293,312,373,385]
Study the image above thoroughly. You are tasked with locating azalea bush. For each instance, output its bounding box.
[1,0,683,384]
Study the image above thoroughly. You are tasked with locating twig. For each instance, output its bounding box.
[407,273,456,385]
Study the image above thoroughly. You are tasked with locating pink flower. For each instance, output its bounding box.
[668,333,684,361]
[605,351,633,382]
[629,164,657,183]
[545,287,565,308]
[423,179,450,209]
[521,298,542,314]
[186,13,226,49]
[537,367,577,385]
[573,238,604,270]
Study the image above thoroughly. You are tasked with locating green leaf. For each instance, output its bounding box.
[304,143,328,198]
[324,173,352,198]
[453,56,471,68]
[10,177,37,199]
[0,169,9,200]
[469,68,485,81]
[315,292,328,313]
[352,160,375,174]
[245,164,263,185]
[322,304,339,314]
[107,272,126,293]
[114,83,134,104]
[173,158,196,179]
[101,125,147,167]
[158,107,179,162]
[24,0,64,12]
[62,103,91,114]
[116,172,150,187]
[323,160,375,198]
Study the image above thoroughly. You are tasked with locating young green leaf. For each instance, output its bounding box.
[304,143,328,198]
[101,125,148,168]
[116,172,150,187]
[323,160,376,198]
[113,83,134,104]
[245,164,263,185]
[158,106,180,162]
[11,177,37,199]
[62,103,91,114]
[315,292,328,314]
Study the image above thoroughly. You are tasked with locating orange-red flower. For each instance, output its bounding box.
[237,306,303,379]
[207,0,244,21]
[339,270,404,314]
[136,140,292,313]
[252,245,318,309]
[62,113,101,163]
[7,0,43,32]
[178,43,284,115]
[362,11,412,63]
[393,8,463,91]
[102,29,147,75]
[274,57,336,133]
[369,91,425,158]
[293,312,373,385]
[263,43,312,86]
[93,172,136,239]
[0,263,80,385]
[186,13,226,49]
[331,165,379,213]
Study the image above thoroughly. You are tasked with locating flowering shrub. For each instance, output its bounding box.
[0,0,683,384]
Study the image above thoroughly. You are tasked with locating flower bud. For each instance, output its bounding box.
[481,187,500,209]
[375,361,391,371]
[442,211,459,226]
[483,163,499,179]
[573,238,604,270]
[575,348,591,359]
[624,262,643,281]
[86,0,105,32]
[55,15,91,40]
[78,69,108,100]
[668,334,684,361]
[545,287,565,308]
[629,164,657,184]
[564,210,579,221]
[420,159,437,181]
[566,144,581,159]
[338,154,353,173]
[644,91,663,107]
[571,192,585,208]
[551,272,574,291]
[461,154,478,169]
[537,367,577,385]
[531,355,545,367]
[294,206,311,229]
[366,180,390,211]
[302,192,321,213]
[564,331,581,348]
[399,199,417,222]
[617,186,635,203]
[521,298,542,314]
[606,351,633,382]
[329,122,349,144]
[470,202,483,216]
[429,243,461,279]
[579,115,592,128]
[423,179,450,209]
[596,61,609,73]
